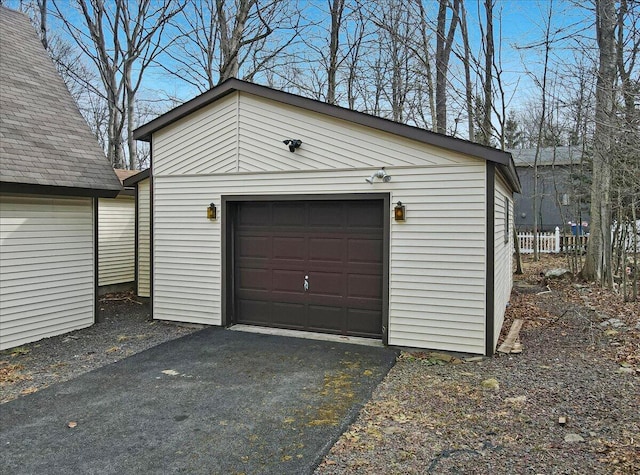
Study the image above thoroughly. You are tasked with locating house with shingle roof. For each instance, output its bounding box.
[510,147,590,232]
[0,7,122,350]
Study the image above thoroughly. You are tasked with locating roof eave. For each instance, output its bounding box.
[0,181,122,198]
[123,168,150,186]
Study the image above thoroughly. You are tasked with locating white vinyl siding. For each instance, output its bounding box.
[137,178,151,297]
[153,92,476,177]
[0,194,94,350]
[153,93,238,176]
[150,90,493,354]
[153,164,487,354]
[98,195,135,286]
[493,174,514,348]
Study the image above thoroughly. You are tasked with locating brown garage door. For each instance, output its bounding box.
[234,199,384,338]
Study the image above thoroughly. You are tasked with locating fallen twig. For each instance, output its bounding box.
[99,297,144,305]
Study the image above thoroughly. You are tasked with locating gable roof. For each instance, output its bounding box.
[114,169,140,184]
[123,168,150,186]
[0,7,121,197]
[134,78,521,193]
[510,146,584,167]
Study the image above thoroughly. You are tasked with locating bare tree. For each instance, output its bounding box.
[162,0,300,93]
[52,0,184,169]
[580,0,617,285]
[326,0,345,104]
[434,0,460,134]
[458,0,474,140]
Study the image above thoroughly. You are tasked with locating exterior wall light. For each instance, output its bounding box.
[207,202,217,220]
[394,201,406,221]
[283,139,302,152]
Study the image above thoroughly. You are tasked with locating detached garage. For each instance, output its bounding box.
[134,79,520,355]
[0,7,121,350]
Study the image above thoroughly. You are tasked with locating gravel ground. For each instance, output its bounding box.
[0,292,200,404]
[315,256,640,475]
[1,262,638,474]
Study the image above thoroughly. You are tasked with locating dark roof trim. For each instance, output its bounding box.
[485,163,496,356]
[134,78,520,193]
[123,168,150,186]
[498,161,521,194]
[1,181,121,198]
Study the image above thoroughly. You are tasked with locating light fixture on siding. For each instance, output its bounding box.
[394,201,406,221]
[366,167,391,184]
[207,202,217,220]
[283,139,302,152]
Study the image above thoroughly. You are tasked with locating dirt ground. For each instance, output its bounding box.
[1,259,638,473]
[0,293,200,404]
[315,255,639,474]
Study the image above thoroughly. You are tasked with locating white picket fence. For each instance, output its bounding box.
[517,226,640,254]
[517,227,561,254]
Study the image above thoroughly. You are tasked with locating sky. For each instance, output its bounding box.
[5,0,602,131]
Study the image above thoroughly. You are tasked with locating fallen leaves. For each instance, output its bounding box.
[0,362,31,384]
[316,253,639,474]
[19,387,38,396]
[161,369,180,376]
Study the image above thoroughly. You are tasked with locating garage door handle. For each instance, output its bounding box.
[304,275,309,292]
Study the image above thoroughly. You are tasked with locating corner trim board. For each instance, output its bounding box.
[93,197,100,324]
[485,162,496,356]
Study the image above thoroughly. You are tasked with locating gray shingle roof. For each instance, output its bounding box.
[0,7,121,196]
[509,146,584,167]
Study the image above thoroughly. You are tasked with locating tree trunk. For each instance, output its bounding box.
[39,0,48,50]
[532,2,553,261]
[327,0,345,105]
[435,0,460,134]
[481,0,493,145]
[459,1,474,141]
[580,0,616,286]
[513,223,523,274]
[632,195,638,301]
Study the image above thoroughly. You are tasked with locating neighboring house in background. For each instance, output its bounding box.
[133,78,521,356]
[0,7,122,350]
[510,146,590,233]
[97,169,138,294]
[123,169,151,298]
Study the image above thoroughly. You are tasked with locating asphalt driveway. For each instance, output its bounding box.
[0,327,397,474]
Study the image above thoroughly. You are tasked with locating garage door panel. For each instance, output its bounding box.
[308,305,344,332]
[238,203,270,226]
[272,202,306,226]
[238,268,270,290]
[273,237,306,260]
[237,299,271,324]
[348,274,383,299]
[307,272,343,297]
[347,308,382,336]
[234,199,383,338]
[272,270,304,293]
[347,202,384,228]
[238,236,270,258]
[308,202,344,228]
[308,237,343,262]
[348,238,383,263]
[271,302,306,328]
